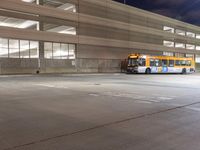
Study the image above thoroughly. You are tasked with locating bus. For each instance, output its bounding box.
[126,54,195,74]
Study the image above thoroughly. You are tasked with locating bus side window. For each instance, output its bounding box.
[142,58,146,66]
[169,60,174,67]
[159,60,162,67]
[186,61,191,66]
[150,59,155,66]
[181,60,186,66]
[128,59,132,65]
[155,59,160,67]
[175,60,181,66]
[162,59,168,67]
[139,58,146,66]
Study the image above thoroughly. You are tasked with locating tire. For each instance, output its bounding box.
[145,68,151,74]
[182,68,186,74]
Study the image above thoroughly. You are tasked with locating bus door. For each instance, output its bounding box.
[161,59,168,73]
[168,60,175,73]
[138,58,146,73]
[150,59,162,73]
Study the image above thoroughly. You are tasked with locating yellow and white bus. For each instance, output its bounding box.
[127,54,195,74]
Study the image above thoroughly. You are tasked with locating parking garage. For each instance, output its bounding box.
[1,1,200,150]
[1,0,200,74]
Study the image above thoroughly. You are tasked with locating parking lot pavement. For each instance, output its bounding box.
[0,73,200,150]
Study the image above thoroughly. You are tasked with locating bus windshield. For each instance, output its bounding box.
[128,58,146,66]
[128,58,138,66]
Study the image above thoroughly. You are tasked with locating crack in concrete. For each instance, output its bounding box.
[4,101,200,150]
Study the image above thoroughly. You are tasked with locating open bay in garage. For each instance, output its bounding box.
[0,74,200,150]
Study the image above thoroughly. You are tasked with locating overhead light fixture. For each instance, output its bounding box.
[58,3,76,12]
[18,21,37,29]
[47,26,76,35]
[22,0,35,3]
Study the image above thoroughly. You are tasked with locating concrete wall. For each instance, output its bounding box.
[0,58,122,74]
[76,58,121,73]
[39,59,76,74]
[78,23,163,45]
[0,58,76,74]
[0,58,38,74]
[196,63,200,72]
[79,0,163,30]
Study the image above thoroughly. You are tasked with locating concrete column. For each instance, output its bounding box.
[38,23,44,59]
[38,0,44,59]
[38,0,44,73]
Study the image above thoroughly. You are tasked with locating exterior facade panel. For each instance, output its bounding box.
[0,0,200,74]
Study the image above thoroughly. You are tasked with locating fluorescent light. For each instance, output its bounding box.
[0,18,37,29]
[18,21,37,29]
[22,0,35,3]
[64,6,74,10]
[59,30,76,35]
[48,26,76,35]
[58,3,76,12]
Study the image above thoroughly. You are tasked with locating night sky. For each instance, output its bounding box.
[114,0,200,26]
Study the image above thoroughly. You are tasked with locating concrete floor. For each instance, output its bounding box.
[1,73,200,150]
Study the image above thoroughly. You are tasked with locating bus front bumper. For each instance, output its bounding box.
[127,67,138,73]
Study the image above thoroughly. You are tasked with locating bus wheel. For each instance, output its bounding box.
[145,68,151,74]
[182,68,186,74]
